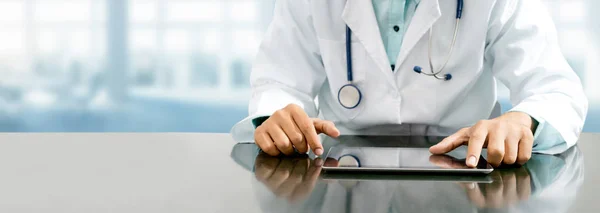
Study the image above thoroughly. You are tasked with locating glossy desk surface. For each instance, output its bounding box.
[0,133,597,212]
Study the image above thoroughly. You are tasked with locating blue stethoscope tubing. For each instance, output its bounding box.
[339,0,464,109]
[338,26,363,109]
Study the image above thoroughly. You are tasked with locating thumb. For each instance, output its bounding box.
[312,118,340,138]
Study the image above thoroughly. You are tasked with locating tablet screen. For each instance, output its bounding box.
[322,135,492,172]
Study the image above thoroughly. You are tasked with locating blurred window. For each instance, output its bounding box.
[0,0,105,77]
[129,0,262,99]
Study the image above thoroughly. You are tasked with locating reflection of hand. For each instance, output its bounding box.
[323,157,339,167]
[463,167,531,208]
[429,154,469,169]
[254,152,323,203]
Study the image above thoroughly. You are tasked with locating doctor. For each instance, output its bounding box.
[230,0,588,167]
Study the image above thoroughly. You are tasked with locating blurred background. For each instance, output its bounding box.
[0,0,597,132]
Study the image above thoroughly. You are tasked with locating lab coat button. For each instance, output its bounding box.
[393,25,400,32]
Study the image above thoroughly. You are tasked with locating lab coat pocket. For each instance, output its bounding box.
[317,38,368,121]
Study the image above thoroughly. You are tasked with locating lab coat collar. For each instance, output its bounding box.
[396,0,441,67]
[342,0,440,80]
[342,0,392,85]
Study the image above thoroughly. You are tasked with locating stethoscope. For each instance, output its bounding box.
[338,0,464,109]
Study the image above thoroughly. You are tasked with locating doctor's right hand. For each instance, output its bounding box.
[254,104,340,156]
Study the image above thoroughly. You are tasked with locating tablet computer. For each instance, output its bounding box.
[320,172,494,183]
[321,135,494,175]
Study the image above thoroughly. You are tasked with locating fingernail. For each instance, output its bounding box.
[315,158,323,166]
[468,183,476,190]
[315,148,323,156]
[467,156,477,167]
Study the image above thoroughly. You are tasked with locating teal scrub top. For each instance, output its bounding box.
[372,0,420,70]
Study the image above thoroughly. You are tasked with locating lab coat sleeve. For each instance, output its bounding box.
[230,0,327,142]
[485,0,588,154]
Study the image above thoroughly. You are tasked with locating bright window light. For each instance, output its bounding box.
[201,30,220,53]
[131,0,157,22]
[69,30,90,55]
[0,1,24,22]
[231,2,257,22]
[90,0,107,22]
[0,31,24,54]
[130,29,157,51]
[167,1,222,22]
[232,30,260,56]
[90,30,106,54]
[37,30,59,54]
[559,1,585,22]
[35,0,91,22]
[165,30,190,53]
[24,90,57,107]
[559,29,587,56]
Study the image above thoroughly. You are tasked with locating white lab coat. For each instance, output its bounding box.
[230,0,588,154]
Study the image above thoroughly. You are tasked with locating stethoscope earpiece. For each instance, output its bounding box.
[413,66,453,81]
[413,66,423,74]
[444,74,452,81]
[413,0,463,82]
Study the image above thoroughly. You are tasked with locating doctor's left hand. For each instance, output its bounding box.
[429,112,537,168]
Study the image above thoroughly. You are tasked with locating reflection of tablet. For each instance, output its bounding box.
[321,172,494,183]
[322,136,493,175]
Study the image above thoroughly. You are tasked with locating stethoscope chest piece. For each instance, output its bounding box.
[338,84,362,109]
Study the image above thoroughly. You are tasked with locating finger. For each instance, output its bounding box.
[515,167,531,201]
[502,172,518,204]
[293,157,310,177]
[485,171,505,208]
[323,157,339,167]
[255,127,281,156]
[463,183,486,208]
[274,158,304,198]
[517,128,534,165]
[486,126,506,168]
[264,158,294,192]
[466,123,489,168]
[306,158,323,181]
[269,126,295,155]
[429,155,455,168]
[289,108,323,156]
[290,158,323,202]
[430,128,469,154]
[254,154,281,182]
[429,155,467,169]
[313,118,340,138]
[503,134,519,165]
[280,157,309,199]
[279,118,308,153]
